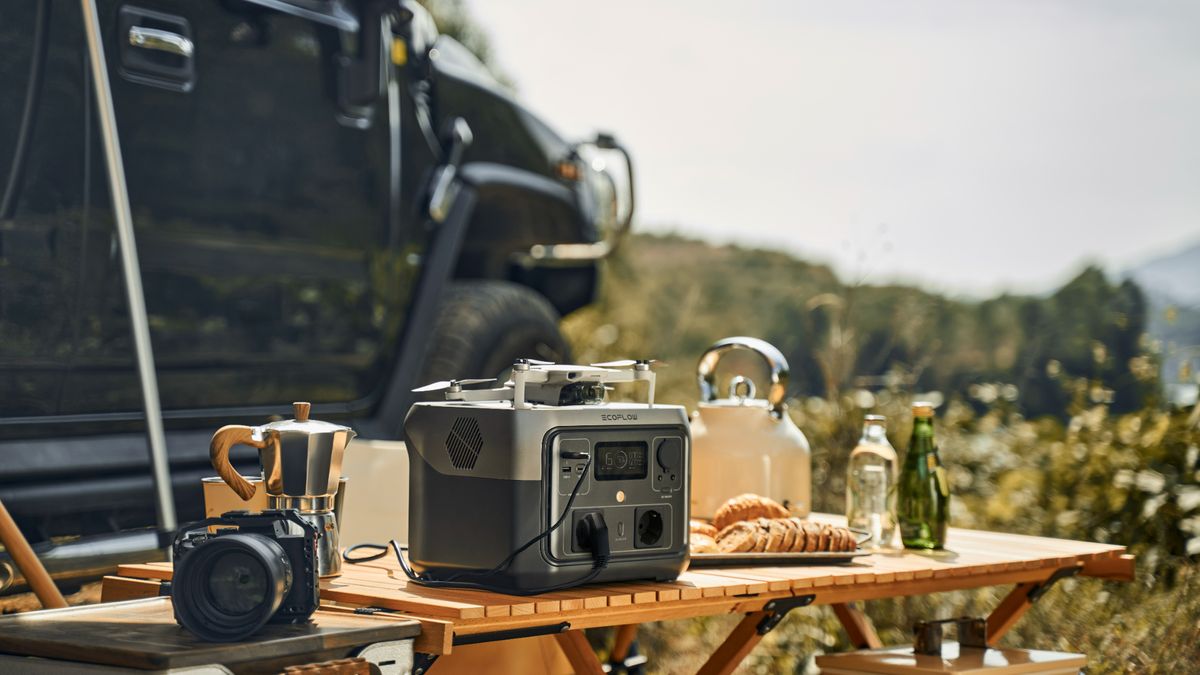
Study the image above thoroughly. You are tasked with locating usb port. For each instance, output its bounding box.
[562,465,572,475]
[575,465,585,474]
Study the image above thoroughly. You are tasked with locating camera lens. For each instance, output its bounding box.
[172,533,293,642]
[206,551,268,615]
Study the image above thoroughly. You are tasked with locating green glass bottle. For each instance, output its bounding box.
[898,402,949,549]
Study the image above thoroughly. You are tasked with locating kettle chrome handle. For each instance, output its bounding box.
[697,336,790,416]
[209,425,266,501]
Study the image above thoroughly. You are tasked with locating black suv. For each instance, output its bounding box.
[0,0,632,588]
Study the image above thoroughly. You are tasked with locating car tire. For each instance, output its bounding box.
[418,281,572,384]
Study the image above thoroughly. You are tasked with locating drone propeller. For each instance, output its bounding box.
[412,378,496,393]
[590,359,667,369]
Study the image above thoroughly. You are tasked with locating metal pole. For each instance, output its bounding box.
[80,0,177,533]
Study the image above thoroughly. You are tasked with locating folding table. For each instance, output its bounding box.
[102,516,1134,674]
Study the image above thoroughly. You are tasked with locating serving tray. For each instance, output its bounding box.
[687,529,873,567]
[688,549,871,567]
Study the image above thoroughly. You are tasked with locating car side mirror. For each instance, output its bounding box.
[579,133,636,254]
[427,118,474,223]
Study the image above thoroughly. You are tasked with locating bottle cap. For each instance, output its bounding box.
[912,402,934,418]
[864,414,886,425]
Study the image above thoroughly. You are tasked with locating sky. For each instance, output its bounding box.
[465,0,1200,296]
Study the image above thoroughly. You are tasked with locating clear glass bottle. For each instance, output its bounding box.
[846,414,898,548]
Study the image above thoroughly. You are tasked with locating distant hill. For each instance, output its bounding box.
[1126,240,1200,404]
[564,233,1158,416]
[1127,240,1200,307]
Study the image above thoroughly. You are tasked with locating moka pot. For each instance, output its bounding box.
[209,401,355,577]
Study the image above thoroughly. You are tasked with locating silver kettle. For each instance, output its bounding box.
[691,337,812,520]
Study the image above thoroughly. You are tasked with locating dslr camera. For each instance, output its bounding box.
[171,509,319,642]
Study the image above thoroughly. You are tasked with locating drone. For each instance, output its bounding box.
[413,359,664,409]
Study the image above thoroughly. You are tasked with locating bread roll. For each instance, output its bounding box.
[764,518,789,552]
[712,493,790,531]
[711,508,860,554]
[779,518,798,552]
[690,532,719,554]
[751,519,771,552]
[715,521,758,553]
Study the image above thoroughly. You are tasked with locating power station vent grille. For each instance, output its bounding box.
[445,416,483,470]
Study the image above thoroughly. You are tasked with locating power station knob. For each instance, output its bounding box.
[656,438,682,474]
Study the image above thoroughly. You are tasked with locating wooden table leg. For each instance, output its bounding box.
[554,630,605,675]
[988,563,1083,645]
[985,582,1040,645]
[611,624,639,662]
[696,611,770,675]
[832,602,882,649]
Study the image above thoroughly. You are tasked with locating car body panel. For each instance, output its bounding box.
[0,1,619,544]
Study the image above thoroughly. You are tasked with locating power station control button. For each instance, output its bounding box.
[656,438,682,470]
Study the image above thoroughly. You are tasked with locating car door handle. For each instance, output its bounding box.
[118,7,195,92]
[128,26,193,58]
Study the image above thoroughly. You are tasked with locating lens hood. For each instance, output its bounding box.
[172,532,293,642]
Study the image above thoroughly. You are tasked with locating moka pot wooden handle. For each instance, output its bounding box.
[209,425,266,501]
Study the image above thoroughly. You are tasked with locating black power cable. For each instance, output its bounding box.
[345,454,611,595]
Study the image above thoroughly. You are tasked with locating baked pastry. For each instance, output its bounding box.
[715,521,759,553]
[787,518,806,552]
[779,518,798,552]
[751,519,771,552]
[689,532,719,554]
[764,518,789,552]
[689,519,718,539]
[711,510,859,554]
[712,493,790,531]
[800,520,820,552]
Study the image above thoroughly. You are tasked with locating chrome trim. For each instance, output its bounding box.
[697,337,791,417]
[519,134,635,264]
[523,241,612,263]
[82,0,177,534]
[128,26,193,58]
[239,0,358,32]
[268,494,335,514]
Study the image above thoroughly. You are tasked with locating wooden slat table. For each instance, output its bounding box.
[103,515,1135,674]
[0,596,420,672]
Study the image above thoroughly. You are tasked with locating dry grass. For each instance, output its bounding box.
[0,581,102,615]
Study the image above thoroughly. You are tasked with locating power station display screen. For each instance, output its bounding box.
[595,441,648,481]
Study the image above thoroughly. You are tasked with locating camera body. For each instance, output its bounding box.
[172,509,319,642]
